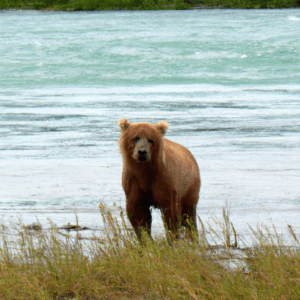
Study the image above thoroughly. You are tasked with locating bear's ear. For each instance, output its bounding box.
[119,119,131,132]
[156,121,168,136]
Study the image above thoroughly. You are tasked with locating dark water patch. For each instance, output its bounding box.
[40,127,62,132]
[185,125,300,134]
[49,142,100,147]
[0,125,69,134]
[18,201,38,206]
[1,102,72,109]
[0,143,99,150]
[38,125,103,133]
[244,168,300,172]
[193,127,234,132]
[242,88,291,93]
[4,97,297,113]
[77,143,98,147]
[1,113,88,122]
[231,141,300,149]
[208,103,258,109]
[0,146,50,151]
[2,97,299,112]
[105,100,262,111]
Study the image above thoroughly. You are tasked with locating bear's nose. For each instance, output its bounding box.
[138,150,147,161]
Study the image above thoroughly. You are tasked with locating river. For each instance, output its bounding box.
[0,9,299,242]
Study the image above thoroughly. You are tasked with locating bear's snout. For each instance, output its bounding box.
[138,149,148,161]
[132,137,152,162]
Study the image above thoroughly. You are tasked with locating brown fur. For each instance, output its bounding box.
[119,119,201,241]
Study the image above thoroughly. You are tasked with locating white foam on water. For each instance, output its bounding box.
[191,51,239,60]
[288,16,300,22]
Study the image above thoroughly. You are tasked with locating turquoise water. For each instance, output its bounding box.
[0,10,300,238]
[1,10,300,88]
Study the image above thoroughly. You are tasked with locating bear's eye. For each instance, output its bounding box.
[134,136,140,143]
[148,139,154,145]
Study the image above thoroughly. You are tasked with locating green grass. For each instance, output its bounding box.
[0,203,300,299]
[0,0,186,10]
[201,0,299,8]
[0,0,299,10]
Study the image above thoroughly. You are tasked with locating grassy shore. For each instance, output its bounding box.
[0,203,300,299]
[0,0,299,10]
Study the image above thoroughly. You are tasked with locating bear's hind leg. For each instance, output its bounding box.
[182,204,197,233]
[161,207,181,240]
[181,182,199,235]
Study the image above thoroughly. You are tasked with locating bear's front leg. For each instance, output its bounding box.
[124,178,152,242]
[126,200,152,242]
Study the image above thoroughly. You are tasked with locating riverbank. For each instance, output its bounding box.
[1,0,299,11]
[1,203,300,299]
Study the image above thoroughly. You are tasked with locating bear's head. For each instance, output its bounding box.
[119,119,168,163]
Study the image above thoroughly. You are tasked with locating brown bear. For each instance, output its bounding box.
[119,119,201,241]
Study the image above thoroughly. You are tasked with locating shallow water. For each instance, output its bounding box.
[0,10,300,241]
